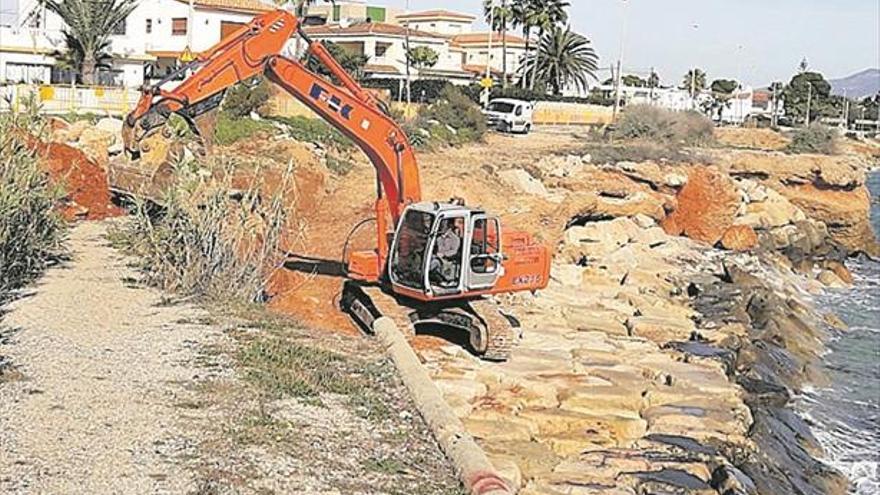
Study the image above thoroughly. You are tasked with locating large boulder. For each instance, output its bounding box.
[780,184,879,256]
[562,217,642,260]
[499,168,550,197]
[662,167,740,245]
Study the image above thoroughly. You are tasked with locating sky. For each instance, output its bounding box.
[380,0,880,87]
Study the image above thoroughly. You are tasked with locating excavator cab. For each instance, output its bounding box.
[388,203,503,300]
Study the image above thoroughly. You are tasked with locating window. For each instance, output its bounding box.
[220,20,244,39]
[390,210,436,291]
[111,18,125,35]
[365,6,385,22]
[5,62,51,84]
[145,18,152,34]
[332,5,340,21]
[172,17,187,36]
[375,42,390,57]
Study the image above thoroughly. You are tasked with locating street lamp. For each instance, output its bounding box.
[612,0,629,121]
[690,22,699,110]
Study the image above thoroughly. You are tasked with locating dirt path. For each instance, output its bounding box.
[0,221,220,493]
[0,221,462,495]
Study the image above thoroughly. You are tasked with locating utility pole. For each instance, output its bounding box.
[483,0,495,108]
[612,0,629,121]
[501,0,508,90]
[404,0,412,104]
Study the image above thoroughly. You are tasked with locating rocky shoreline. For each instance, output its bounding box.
[414,140,879,494]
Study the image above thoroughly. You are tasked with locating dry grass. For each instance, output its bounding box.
[110,158,292,303]
[0,100,67,301]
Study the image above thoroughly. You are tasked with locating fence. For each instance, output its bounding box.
[532,101,614,126]
[0,84,141,116]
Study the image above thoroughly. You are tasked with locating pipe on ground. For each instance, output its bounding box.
[373,317,514,495]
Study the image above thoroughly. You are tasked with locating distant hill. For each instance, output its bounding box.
[830,68,880,99]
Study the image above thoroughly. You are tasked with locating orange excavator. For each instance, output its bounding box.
[122,9,550,360]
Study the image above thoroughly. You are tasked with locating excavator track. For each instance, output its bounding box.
[340,281,518,362]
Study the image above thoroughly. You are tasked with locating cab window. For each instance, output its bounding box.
[470,218,500,274]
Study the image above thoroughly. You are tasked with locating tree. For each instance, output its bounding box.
[407,46,439,78]
[305,41,367,82]
[522,0,570,90]
[768,81,784,127]
[707,79,738,120]
[483,0,513,88]
[41,0,138,85]
[682,68,707,97]
[647,70,660,89]
[510,0,534,89]
[783,71,833,125]
[519,26,597,96]
[622,74,647,87]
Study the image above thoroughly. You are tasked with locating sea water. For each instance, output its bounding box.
[800,171,880,494]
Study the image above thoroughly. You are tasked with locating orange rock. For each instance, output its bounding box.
[824,260,854,285]
[721,225,759,251]
[23,135,123,221]
[663,167,740,245]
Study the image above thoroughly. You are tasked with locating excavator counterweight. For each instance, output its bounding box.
[122,9,550,361]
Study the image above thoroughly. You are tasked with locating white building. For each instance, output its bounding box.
[1,2,529,89]
[0,0,272,87]
[397,9,474,36]
[304,9,527,86]
[303,21,474,83]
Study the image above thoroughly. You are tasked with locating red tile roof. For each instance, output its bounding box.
[303,22,446,40]
[451,32,527,47]
[173,0,273,14]
[396,10,476,21]
[462,64,504,77]
[364,64,400,75]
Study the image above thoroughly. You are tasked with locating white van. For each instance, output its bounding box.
[483,98,534,134]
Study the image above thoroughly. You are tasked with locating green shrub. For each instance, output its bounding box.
[223,77,271,118]
[214,112,277,146]
[110,159,290,303]
[0,106,66,300]
[270,115,354,151]
[787,124,838,155]
[421,85,486,144]
[613,105,714,146]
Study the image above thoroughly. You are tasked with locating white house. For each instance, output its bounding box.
[1,1,531,89]
[396,9,474,36]
[0,0,272,87]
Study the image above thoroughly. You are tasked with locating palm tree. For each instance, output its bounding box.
[524,0,569,90]
[483,0,513,88]
[520,26,597,96]
[41,0,137,85]
[682,68,707,97]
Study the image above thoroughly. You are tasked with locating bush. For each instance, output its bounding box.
[223,77,271,118]
[214,112,278,146]
[421,85,487,142]
[111,159,290,303]
[0,106,66,301]
[787,124,838,155]
[613,105,714,146]
[271,115,354,151]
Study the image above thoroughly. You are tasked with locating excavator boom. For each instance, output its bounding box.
[122,9,551,362]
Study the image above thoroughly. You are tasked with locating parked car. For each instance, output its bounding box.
[483,98,534,134]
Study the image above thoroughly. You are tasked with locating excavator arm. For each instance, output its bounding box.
[122,9,421,225]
